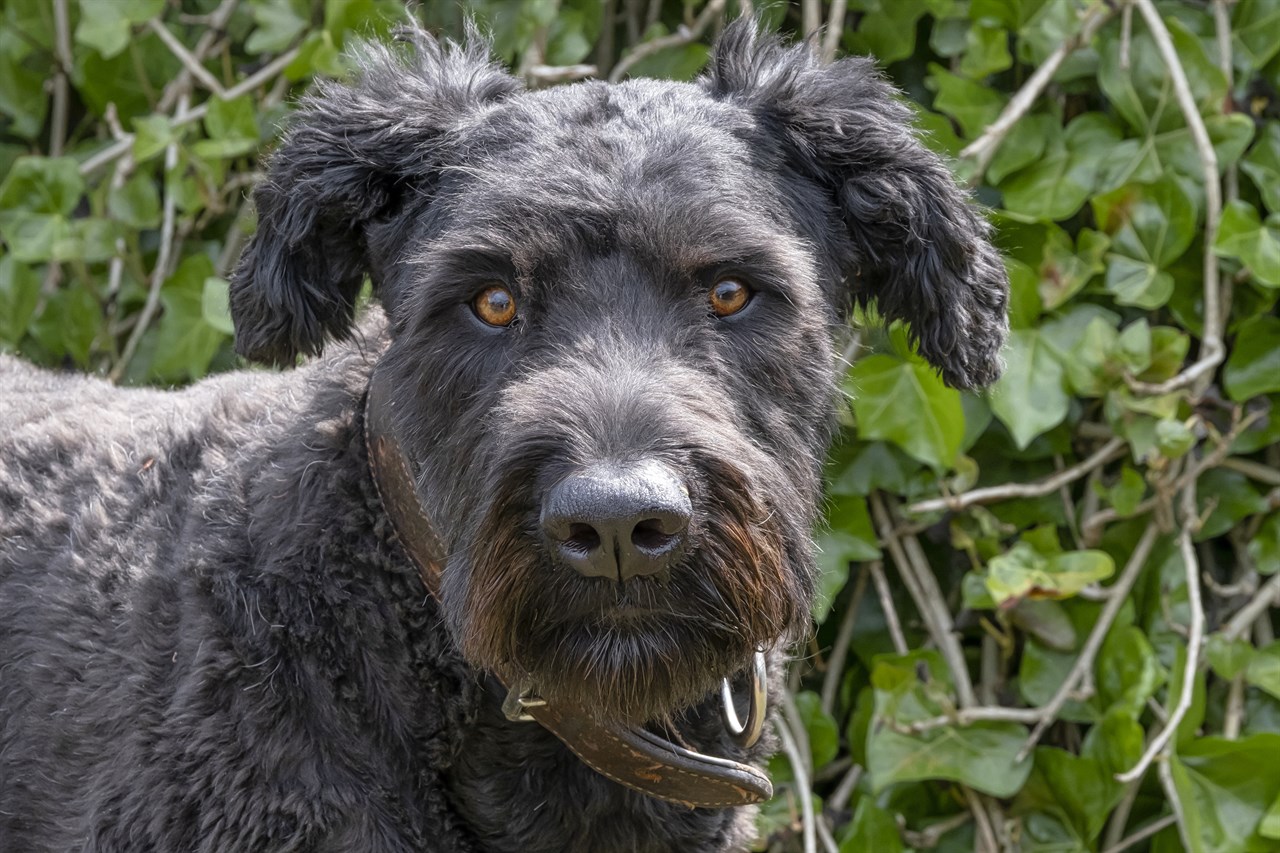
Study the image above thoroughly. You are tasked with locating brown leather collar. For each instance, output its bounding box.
[362,367,773,809]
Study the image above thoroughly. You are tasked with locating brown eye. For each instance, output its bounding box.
[472,284,517,327]
[709,279,751,318]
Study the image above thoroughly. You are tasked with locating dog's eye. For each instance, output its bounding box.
[709,279,751,318]
[472,285,518,327]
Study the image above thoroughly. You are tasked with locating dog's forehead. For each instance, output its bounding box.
[425,79,803,272]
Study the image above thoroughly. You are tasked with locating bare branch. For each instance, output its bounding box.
[960,2,1116,180]
[1220,571,1280,641]
[871,493,976,708]
[149,19,228,97]
[775,712,818,853]
[1159,758,1194,850]
[869,559,909,655]
[1102,814,1179,853]
[526,64,598,83]
[1126,0,1224,397]
[1018,523,1163,760]
[908,438,1127,515]
[820,0,847,63]
[49,0,72,156]
[609,0,726,83]
[1116,486,1206,783]
[821,566,868,716]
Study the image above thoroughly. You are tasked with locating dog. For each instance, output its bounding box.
[0,22,1007,853]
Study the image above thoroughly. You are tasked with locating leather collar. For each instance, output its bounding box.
[362,366,773,809]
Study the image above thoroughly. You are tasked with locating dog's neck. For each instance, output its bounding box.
[362,364,773,810]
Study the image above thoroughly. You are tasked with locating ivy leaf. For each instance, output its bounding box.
[0,28,48,139]
[926,63,1007,139]
[74,0,165,59]
[1206,634,1256,680]
[1233,0,1280,72]
[989,328,1069,449]
[867,721,1033,797]
[1247,642,1280,701]
[1000,113,1123,222]
[1214,200,1280,287]
[0,156,86,263]
[1170,735,1280,853]
[1248,513,1280,576]
[1242,123,1280,213]
[849,354,965,471]
[988,114,1056,186]
[985,542,1115,607]
[1092,178,1197,308]
[846,0,930,64]
[839,799,904,853]
[793,690,841,770]
[815,493,879,622]
[0,254,39,346]
[246,0,309,55]
[1224,315,1280,401]
[194,96,262,159]
[149,255,230,382]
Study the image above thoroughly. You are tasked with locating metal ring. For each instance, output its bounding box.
[720,649,767,748]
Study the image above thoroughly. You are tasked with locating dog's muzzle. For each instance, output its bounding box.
[363,365,774,809]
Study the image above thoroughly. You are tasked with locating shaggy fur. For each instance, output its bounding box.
[0,22,1007,852]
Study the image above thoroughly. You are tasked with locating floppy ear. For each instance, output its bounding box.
[703,23,1008,390]
[230,29,521,365]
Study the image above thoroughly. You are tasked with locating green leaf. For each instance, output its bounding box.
[201,276,235,335]
[1038,227,1108,310]
[1195,469,1268,541]
[0,254,40,345]
[867,721,1033,797]
[849,354,965,471]
[148,255,230,382]
[108,173,162,229]
[1096,625,1164,717]
[959,22,1012,79]
[839,798,904,853]
[0,28,48,139]
[1171,734,1280,853]
[1242,122,1280,213]
[30,285,100,367]
[1247,642,1280,701]
[1249,512,1280,576]
[793,690,840,770]
[1206,633,1257,680]
[846,0,930,64]
[1214,200,1280,287]
[74,0,164,58]
[1092,178,1197,308]
[989,328,1069,449]
[246,0,309,54]
[815,493,879,622]
[1233,0,1280,72]
[927,64,1008,139]
[988,114,1055,186]
[194,96,262,159]
[985,542,1115,606]
[1224,315,1280,401]
[0,156,87,263]
[1000,114,1123,222]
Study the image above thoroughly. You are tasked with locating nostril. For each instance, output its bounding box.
[564,522,601,555]
[631,518,681,555]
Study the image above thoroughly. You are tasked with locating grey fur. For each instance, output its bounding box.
[1,22,1007,852]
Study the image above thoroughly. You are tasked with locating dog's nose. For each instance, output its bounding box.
[541,461,691,581]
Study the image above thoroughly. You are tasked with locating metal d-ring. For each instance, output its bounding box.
[720,649,767,748]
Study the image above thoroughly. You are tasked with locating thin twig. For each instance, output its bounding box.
[821,567,869,716]
[110,95,188,383]
[609,0,726,82]
[1117,488,1205,783]
[49,0,72,156]
[903,705,1043,734]
[1223,675,1245,739]
[775,713,818,853]
[780,688,813,782]
[149,18,227,96]
[962,786,999,853]
[1220,457,1280,487]
[801,0,821,40]
[871,494,976,708]
[868,559,909,655]
[1102,814,1179,853]
[960,2,1117,179]
[1126,0,1224,397]
[526,64,598,83]
[1018,523,1163,760]
[1159,758,1193,850]
[908,438,1127,515]
[820,0,847,63]
[1220,571,1280,641]
[827,763,862,813]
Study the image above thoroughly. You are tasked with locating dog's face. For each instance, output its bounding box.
[230,24,1008,723]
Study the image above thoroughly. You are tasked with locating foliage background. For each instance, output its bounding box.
[2,0,1279,850]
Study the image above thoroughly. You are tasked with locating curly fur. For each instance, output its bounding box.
[1,21,1006,852]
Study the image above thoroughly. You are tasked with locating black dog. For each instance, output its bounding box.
[0,22,1006,852]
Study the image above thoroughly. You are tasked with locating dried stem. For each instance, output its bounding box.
[775,713,818,853]
[1126,0,1224,397]
[49,0,72,157]
[1220,571,1280,641]
[1018,523,1163,760]
[1158,758,1193,850]
[868,559,909,655]
[609,0,726,82]
[908,438,1126,515]
[960,2,1116,180]
[821,567,868,716]
[820,0,847,63]
[1102,814,1179,853]
[871,493,976,708]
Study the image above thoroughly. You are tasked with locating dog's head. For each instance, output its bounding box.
[231,23,1008,723]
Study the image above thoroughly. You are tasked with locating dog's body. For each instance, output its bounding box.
[0,23,1007,852]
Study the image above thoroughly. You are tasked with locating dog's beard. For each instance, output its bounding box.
[453,459,808,725]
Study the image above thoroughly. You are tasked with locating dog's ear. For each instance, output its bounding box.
[231,28,521,365]
[703,22,1008,389]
